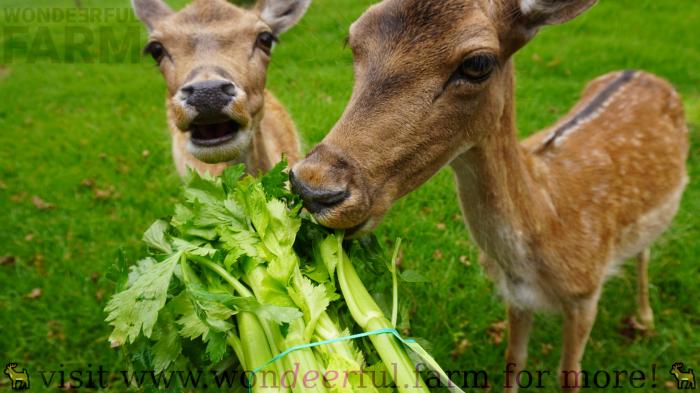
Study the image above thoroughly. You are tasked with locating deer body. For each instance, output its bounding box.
[133,0,308,177]
[451,66,687,390]
[290,1,689,392]
[452,68,687,312]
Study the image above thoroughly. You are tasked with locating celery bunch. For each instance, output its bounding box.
[105,162,432,393]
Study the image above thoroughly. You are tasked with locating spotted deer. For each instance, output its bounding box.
[289,0,688,391]
[132,0,307,176]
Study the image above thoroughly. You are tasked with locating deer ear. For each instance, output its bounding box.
[132,0,173,31]
[257,0,311,35]
[502,0,596,56]
[519,0,597,29]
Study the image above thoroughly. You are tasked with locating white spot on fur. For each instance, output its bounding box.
[500,277,556,311]
[520,0,539,14]
[482,226,559,311]
[591,183,608,200]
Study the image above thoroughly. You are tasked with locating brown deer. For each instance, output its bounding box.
[132,0,307,176]
[290,0,688,392]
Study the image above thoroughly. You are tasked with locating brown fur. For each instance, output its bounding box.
[133,0,305,176]
[291,0,688,391]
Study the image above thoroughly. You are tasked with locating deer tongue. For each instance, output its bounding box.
[190,120,240,146]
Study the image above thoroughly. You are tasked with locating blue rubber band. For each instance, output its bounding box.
[246,327,414,392]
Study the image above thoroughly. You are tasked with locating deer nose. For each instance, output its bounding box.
[181,80,236,118]
[290,171,349,214]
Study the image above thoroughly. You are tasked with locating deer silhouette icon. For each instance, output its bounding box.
[4,363,29,390]
[671,362,696,389]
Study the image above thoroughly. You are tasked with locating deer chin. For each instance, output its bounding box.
[315,214,372,238]
[186,121,253,164]
[313,198,384,237]
[343,218,379,238]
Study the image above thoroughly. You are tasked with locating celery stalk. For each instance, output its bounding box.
[314,312,362,366]
[227,333,247,370]
[195,256,288,393]
[194,255,253,297]
[239,312,286,393]
[280,319,329,393]
[390,239,401,328]
[336,252,429,393]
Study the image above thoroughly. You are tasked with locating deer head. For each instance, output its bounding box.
[133,0,310,164]
[290,0,596,233]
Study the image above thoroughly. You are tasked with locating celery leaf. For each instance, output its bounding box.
[105,251,183,345]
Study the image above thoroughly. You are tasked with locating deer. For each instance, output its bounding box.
[132,0,308,177]
[289,0,688,392]
[4,363,30,390]
[671,363,696,390]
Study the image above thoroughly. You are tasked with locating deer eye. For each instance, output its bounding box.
[457,54,496,83]
[144,41,166,64]
[256,32,276,55]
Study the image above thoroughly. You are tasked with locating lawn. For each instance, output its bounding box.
[1,0,699,391]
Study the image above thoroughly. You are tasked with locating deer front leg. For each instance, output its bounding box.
[635,249,655,331]
[559,293,600,393]
[504,305,534,393]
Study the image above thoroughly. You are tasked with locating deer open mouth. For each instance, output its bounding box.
[189,120,241,147]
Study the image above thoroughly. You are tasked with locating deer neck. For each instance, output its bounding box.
[450,63,554,265]
[249,118,272,173]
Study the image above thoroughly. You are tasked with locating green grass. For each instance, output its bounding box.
[1,0,699,391]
